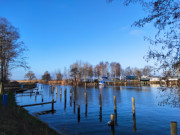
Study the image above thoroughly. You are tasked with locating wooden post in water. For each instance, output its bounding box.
[132,97,135,116]
[70,89,72,107]
[64,88,67,100]
[111,114,114,126]
[171,122,177,135]
[52,99,54,111]
[42,97,43,102]
[35,92,37,102]
[85,92,87,117]
[78,105,80,122]
[114,96,117,125]
[114,96,116,111]
[60,88,62,95]
[85,82,86,88]
[133,115,136,132]
[60,88,62,102]
[56,87,57,95]
[73,91,76,114]
[99,94,102,122]
[74,100,76,114]
[0,83,2,94]
[99,94,102,109]
[64,88,67,111]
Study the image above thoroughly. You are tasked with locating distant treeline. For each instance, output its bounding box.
[24,61,156,82]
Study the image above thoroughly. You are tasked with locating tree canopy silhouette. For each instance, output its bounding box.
[0,17,28,94]
[109,0,180,72]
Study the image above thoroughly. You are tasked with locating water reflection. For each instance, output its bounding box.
[133,115,136,132]
[157,87,180,107]
[15,84,180,135]
[85,92,88,118]
[77,105,80,122]
[99,94,102,122]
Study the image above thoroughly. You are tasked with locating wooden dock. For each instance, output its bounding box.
[20,101,56,107]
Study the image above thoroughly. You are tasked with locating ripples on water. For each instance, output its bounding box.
[16,84,180,135]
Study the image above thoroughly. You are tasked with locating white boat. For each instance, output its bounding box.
[99,80,106,87]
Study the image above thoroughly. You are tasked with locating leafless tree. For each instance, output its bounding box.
[110,62,121,78]
[109,0,180,71]
[141,65,154,77]
[63,67,68,80]
[0,17,28,94]
[42,71,51,83]
[56,70,63,81]
[124,66,133,76]
[70,62,80,85]
[134,68,141,80]
[94,65,101,79]
[24,71,36,80]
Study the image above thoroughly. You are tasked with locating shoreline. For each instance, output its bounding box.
[0,83,60,135]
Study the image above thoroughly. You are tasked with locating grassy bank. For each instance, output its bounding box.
[0,86,60,135]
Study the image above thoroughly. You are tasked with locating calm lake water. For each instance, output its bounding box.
[15,84,180,135]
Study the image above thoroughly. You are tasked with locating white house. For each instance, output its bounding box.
[150,77,160,82]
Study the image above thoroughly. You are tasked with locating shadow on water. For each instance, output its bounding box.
[34,110,56,116]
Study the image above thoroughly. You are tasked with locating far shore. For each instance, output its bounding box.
[12,79,180,86]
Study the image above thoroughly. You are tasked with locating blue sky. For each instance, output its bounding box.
[0,0,156,80]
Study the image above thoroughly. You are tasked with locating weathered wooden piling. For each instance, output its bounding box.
[35,92,37,102]
[0,83,2,94]
[99,94,102,106]
[133,115,136,132]
[60,88,62,95]
[60,88,62,102]
[99,94,102,110]
[64,88,67,101]
[52,99,54,111]
[78,105,80,122]
[70,89,72,106]
[42,97,43,102]
[111,126,115,135]
[113,96,117,125]
[85,92,88,117]
[85,92,87,105]
[73,91,75,100]
[70,90,72,107]
[99,107,102,122]
[74,100,76,114]
[132,97,135,116]
[111,114,114,127]
[171,122,177,135]
[114,109,117,126]
[114,96,116,111]
[99,94,102,122]
[64,89,67,111]
[56,87,57,94]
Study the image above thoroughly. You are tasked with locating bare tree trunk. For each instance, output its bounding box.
[1,45,4,94]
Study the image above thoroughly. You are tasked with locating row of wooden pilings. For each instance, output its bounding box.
[38,85,178,135]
